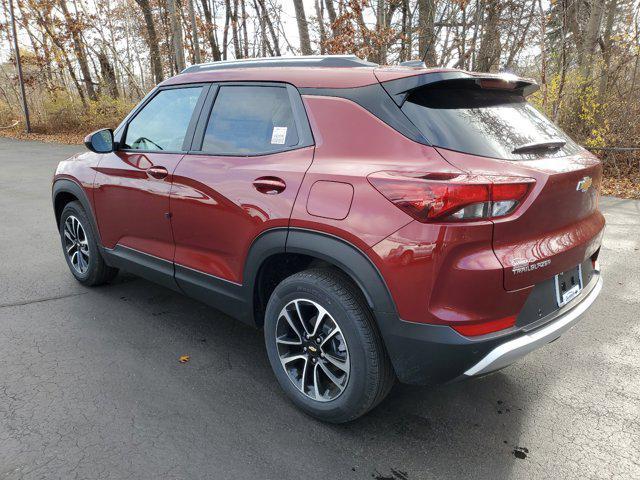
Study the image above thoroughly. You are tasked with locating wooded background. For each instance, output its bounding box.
[0,0,639,194]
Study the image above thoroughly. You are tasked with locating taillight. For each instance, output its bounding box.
[451,315,517,336]
[367,172,534,222]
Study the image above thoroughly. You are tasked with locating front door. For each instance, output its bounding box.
[169,83,314,307]
[94,85,207,263]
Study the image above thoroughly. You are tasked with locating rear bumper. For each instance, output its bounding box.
[463,274,602,377]
[378,271,602,385]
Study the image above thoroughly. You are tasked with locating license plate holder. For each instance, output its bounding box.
[555,264,583,307]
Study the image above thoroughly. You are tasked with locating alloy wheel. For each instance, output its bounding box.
[275,299,350,402]
[63,215,90,275]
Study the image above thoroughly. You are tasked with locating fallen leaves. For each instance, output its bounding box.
[179,355,190,364]
[601,175,640,199]
[0,129,83,145]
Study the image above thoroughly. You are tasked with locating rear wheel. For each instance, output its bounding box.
[59,201,118,286]
[264,268,395,423]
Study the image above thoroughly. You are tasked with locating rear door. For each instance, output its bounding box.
[169,83,314,291]
[398,78,605,291]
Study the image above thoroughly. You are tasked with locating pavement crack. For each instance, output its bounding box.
[0,292,87,309]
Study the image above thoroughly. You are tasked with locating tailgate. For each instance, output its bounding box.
[382,69,606,291]
[437,148,605,291]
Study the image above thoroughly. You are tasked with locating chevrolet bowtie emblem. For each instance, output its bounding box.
[576,176,592,193]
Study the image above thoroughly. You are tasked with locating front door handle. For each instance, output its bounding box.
[253,176,286,195]
[147,166,168,180]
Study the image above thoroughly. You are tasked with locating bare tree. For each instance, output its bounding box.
[293,0,312,55]
[200,0,222,60]
[418,0,436,64]
[133,0,164,82]
[188,0,202,63]
[315,0,327,54]
[256,0,281,56]
[98,51,119,98]
[231,0,241,58]
[58,0,97,100]
[241,0,250,57]
[167,0,186,70]
[475,0,502,71]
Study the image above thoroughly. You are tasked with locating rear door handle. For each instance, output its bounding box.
[253,176,286,195]
[147,166,168,180]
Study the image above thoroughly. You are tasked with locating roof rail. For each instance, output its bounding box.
[182,55,378,73]
[399,60,426,68]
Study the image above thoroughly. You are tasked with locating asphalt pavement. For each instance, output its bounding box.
[0,137,638,479]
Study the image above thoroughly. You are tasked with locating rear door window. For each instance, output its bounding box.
[124,87,203,152]
[402,83,582,160]
[201,85,299,155]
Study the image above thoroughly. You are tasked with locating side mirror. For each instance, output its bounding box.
[84,128,114,153]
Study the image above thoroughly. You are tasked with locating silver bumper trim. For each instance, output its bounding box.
[464,276,603,377]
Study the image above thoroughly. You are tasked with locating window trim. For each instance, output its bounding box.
[190,81,314,157]
[114,83,210,155]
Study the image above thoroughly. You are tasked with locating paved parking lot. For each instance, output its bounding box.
[0,137,639,479]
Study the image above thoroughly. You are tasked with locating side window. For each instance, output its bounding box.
[124,87,203,151]
[202,85,299,155]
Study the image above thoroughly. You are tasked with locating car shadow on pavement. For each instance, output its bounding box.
[83,273,528,480]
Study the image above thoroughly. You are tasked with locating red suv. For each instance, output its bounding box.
[53,55,604,422]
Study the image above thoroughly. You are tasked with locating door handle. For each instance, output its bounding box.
[253,177,286,195]
[147,166,169,180]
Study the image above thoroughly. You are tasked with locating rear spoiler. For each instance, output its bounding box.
[377,71,539,107]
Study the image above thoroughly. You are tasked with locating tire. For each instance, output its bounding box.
[264,268,395,423]
[59,201,118,286]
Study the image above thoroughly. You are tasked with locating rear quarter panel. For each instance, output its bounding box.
[291,95,461,252]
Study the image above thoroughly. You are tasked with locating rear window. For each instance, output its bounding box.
[402,84,582,160]
[202,85,299,155]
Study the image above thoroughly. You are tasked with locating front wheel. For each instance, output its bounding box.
[59,201,118,286]
[264,268,395,423]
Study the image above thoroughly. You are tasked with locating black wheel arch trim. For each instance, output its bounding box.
[241,227,398,317]
[52,179,102,243]
[282,228,397,315]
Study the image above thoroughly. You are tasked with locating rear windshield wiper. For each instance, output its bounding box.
[512,139,566,154]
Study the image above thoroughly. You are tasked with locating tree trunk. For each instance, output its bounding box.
[325,0,338,34]
[257,0,281,56]
[58,0,97,100]
[293,0,312,55]
[252,0,274,56]
[167,0,186,71]
[504,0,535,70]
[223,0,231,60]
[475,0,502,72]
[537,0,547,111]
[30,7,87,105]
[400,0,411,61]
[418,0,436,65]
[579,0,606,75]
[133,0,164,83]
[231,0,241,58]
[200,0,222,61]
[98,52,119,98]
[241,0,249,58]
[598,0,617,98]
[315,0,326,54]
[553,0,569,121]
[188,0,201,63]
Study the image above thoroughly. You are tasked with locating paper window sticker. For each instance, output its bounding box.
[271,126,288,145]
